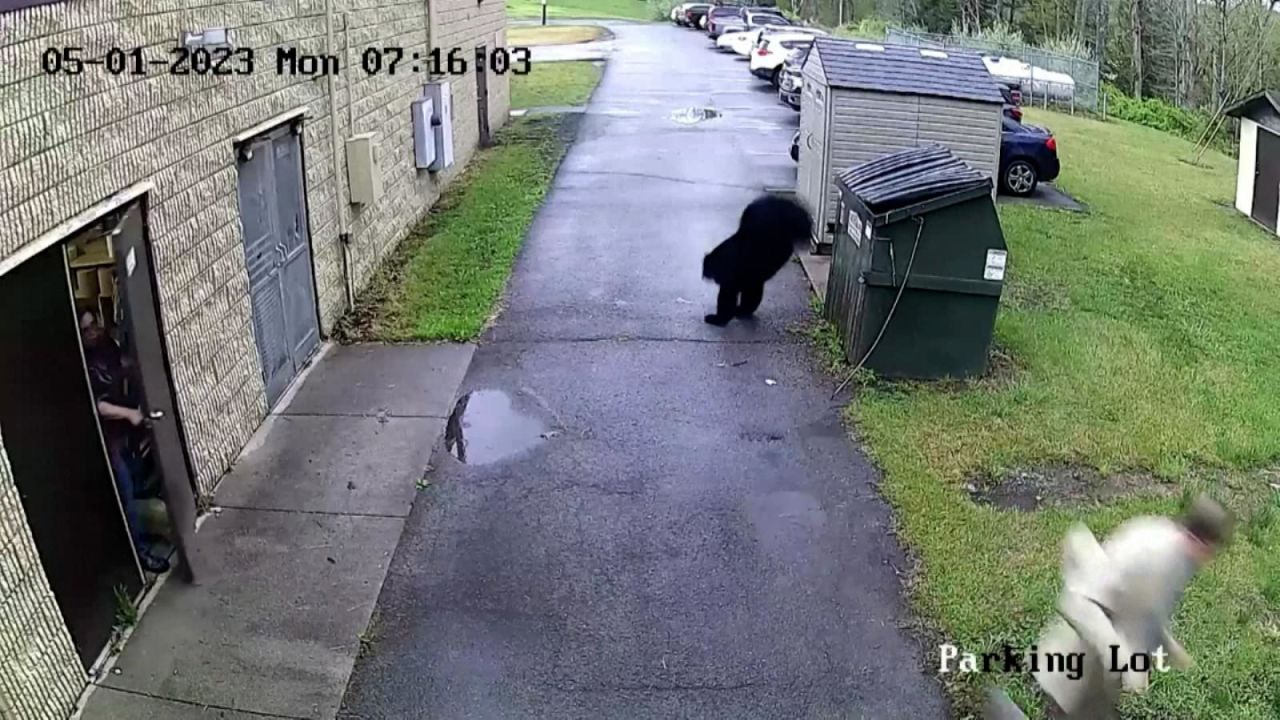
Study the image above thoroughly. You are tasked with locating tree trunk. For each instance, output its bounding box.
[1131,0,1144,97]
[961,0,982,33]
[1095,0,1108,66]
[1214,0,1228,105]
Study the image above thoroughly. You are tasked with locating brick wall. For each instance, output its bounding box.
[0,0,509,716]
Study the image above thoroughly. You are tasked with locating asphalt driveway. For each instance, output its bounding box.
[338,22,949,720]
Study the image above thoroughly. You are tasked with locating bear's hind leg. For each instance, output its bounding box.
[736,284,764,317]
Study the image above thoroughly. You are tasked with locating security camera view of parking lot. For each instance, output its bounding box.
[3,0,1280,719]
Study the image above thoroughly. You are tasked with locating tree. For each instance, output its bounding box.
[1131,0,1144,96]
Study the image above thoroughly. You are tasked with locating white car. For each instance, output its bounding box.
[721,24,824,57]
[717,28,762,54]
[749,34,815,85]
[749,25,826,55]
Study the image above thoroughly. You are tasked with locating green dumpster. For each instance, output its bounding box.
[823,145,1008,380]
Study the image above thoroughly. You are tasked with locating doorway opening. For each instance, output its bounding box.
[0,198,199,670]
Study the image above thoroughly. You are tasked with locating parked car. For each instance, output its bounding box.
[683,3,714,27]
[997,83,1024,121]
[749,34,813,86]
[999,82,1023,106]
[744,8,789,28]
[712,4,783,35]
[717,28,761,53]
[719,22,811,55]
[999,115,1060,196]
[705,6,744,38]
[746,24,824,56]
[759,24,825,40]
[777,52,805,109]
[675,3,712,26]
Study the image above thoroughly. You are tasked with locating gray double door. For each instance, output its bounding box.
[236,123,320,408]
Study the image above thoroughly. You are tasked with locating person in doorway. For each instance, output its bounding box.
[80,310,170,574]
[984,495,1234,720]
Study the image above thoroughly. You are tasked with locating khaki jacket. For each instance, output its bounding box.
[1034,517,1196,717]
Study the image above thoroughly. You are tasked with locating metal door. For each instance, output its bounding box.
[112,201,204,583]
[1253,127,1280,232]
[0,243,142,668]
[236,124,320,409]
[475,45,492,148]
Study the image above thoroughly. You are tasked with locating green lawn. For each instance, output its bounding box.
[511,60,603,108]
[334,116,577,342]
[506,0,651,20]
[841,109,1280,717]
[507,24,608,45]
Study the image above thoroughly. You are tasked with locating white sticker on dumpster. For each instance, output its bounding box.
[848,209,864,247]
[984,249,1007,281]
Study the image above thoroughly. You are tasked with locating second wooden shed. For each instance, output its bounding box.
[1226,91,1280,235]
[798,37,1005,254]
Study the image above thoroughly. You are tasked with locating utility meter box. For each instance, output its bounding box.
[424,80,454,172]
[412,97,436,169]
[345,132,382,205]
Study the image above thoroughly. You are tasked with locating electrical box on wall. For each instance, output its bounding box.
[345,132,383,206]
[412,97,436,170]
[424,81,454,172]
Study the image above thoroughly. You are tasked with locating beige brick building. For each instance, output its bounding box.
[0,0,508,716]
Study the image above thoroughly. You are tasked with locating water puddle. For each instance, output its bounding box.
[443,389,549,466]
[670,106,722,124]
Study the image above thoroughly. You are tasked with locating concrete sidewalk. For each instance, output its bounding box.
[77,342,473,720]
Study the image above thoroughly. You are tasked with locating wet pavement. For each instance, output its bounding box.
[997,182,1086,212]
[529,40,614,63]
[339,22,949,720]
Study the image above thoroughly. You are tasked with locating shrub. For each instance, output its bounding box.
[948,19,1024,53]
[1040,34,1090,61]
[1103,85,1237,157]
[834,17,890,40]
[648,0,681,21]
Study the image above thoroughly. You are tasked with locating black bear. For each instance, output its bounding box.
[701,194,814,326]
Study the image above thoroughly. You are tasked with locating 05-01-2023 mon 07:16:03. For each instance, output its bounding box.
[39,45,533,78]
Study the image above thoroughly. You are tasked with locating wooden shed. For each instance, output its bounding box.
[1226,91,1280,235]
[797,38,1005,254]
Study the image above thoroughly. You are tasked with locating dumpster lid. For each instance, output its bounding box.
[837,145,990,216]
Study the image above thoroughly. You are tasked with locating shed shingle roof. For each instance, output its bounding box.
[810,37,1005,104]
[1224,91,1280,121]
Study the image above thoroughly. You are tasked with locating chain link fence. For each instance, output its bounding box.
[884,28,1101,112]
